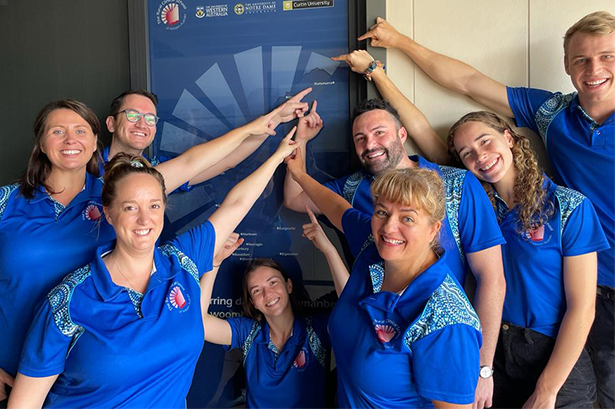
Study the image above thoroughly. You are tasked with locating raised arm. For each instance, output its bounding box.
[207,127,297,256]
[186,88,312,185]
[360,17,513,118]
[522,253,596,409]
[285,147,351,231]
[8,373,58,409]
[332,50,449,164]
[283,100,324,214]
[302,207,349,296]
[201,233,244,346]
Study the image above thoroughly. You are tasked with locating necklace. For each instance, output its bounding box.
[112,254,138,291]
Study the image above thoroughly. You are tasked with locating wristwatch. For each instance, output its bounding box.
[364,60,385,81]
[479,365,494,379]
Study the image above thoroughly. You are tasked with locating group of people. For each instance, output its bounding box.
[0,9,613,409]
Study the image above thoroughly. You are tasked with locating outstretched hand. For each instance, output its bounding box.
[296,100,323,142]
[302,207,335,253]
[332,50,375,74]
[358,17,404,49]
[213,233,244,267]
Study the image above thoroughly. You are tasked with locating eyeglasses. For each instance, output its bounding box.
[116,109,159,126]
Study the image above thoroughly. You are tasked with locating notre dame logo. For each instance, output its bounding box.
[234,3,245,15]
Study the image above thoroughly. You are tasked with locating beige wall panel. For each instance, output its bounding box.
[529,0,615,93]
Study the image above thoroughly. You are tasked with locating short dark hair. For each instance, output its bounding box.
[109,89,159,116]
[242,258,301,322]
[102,152,167,208]
[352,98,402,130]
[20,99,102,199]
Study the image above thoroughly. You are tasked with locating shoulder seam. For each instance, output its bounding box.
[160,243,200,284]
[534,92,576,145]
[342,170,369,206]
[554,185,586,237]
[47,265,91,337]
[439,166,467,264]
[0,183,19,221]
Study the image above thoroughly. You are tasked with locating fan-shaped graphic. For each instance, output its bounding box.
[169,286,186,309]
[84,204,102,221]
[160,45,341,227]
[293,349,307,369]
[162,3,180,26]
[375,324,396,343]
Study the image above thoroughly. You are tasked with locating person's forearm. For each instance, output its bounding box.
[293,171,349,231]
[321,245,349,297]
[473,281,504,368]
[200,267,219,316]
[370,68,449,164]
[283,140,321,213]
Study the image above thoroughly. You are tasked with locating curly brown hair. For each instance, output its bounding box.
[447,111,553,234]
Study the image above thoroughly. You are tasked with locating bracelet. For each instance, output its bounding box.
[364,60,385,81]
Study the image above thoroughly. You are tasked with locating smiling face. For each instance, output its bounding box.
[106,94,157,155]
[565,31,615,111]
[453,120,515,186]
[41,109,98,173]
[352,109,407,174]
[104,173,165,255]
[246,267,293,318]
[371,198,441,263]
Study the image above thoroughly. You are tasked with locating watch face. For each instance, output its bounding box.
[479,366,493,379]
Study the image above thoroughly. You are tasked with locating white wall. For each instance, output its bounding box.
[382,0,615,169]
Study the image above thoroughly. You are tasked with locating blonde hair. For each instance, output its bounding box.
[447,111,553,234]
[371,168,445,247]
[102,153,167,207]
[564,11,615,56]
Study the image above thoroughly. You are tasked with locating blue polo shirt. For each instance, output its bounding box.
[18,221,215,408]
[507,87,614,287]
[496,177,608,338]
[325,155,504,284]
[329,208,482,408]
[225,314,329,408]
[101,146,193,192]
[0,173,115,378]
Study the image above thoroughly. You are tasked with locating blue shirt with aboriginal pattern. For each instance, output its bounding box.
[325,155,505,284]
[225,314,330,408]
[507,87,614,287]
[330,208,482,408]
[496,176,608,338]
[0,173,115,378]
[18,221,215,408]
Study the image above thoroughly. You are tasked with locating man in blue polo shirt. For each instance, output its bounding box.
[359,11,614,408]
[103,88,311,192]
[283,98,506,406]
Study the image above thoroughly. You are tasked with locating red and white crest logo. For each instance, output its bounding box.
[169,286,186,309]
[529,225,545,242]
[375,324,396,343]
[293,348,308,370]
[162,3,180,25]
[83,203,102,221]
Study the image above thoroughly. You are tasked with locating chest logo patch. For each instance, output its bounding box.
[166,281,191,312]
[373,319,401,347]
[523,222,553,246]
[83,203,103,221]
[293,348,309,370]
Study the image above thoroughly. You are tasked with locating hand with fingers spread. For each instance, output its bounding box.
[358,17,406,49]
[302,208,335,254]
[212,233,244,268]
[332,50,375,75]
[296,100,324,142]
[276,87,312,124]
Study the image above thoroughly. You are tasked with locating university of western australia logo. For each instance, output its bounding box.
[83,201,103,221]
[156,0,187,30]
[293,347,309,370]
[373,319,400,348]
[166,281,191,312]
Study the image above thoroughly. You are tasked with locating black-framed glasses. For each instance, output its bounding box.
[117,109,159,126]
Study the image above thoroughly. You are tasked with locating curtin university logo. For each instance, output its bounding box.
[156,0,187,30]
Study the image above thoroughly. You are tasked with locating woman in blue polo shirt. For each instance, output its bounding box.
[447,111,609,408]
[8,129,298,408]
[286,154,483,408]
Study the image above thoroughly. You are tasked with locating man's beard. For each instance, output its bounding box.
[360,141,406,174]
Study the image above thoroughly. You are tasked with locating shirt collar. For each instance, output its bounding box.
[255,316,307,346]
[570,94,615,127]
[29,171,101,206]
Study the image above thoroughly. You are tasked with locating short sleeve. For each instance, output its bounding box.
[171,221,216,277]
[506,86,554,133]
[459,173,505,253]
[341,208,373,256]
[225,317,259,350]
[561,198,610,257]
[18,300,73,377]
[412,324,481,404]
[323,176,346,196]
